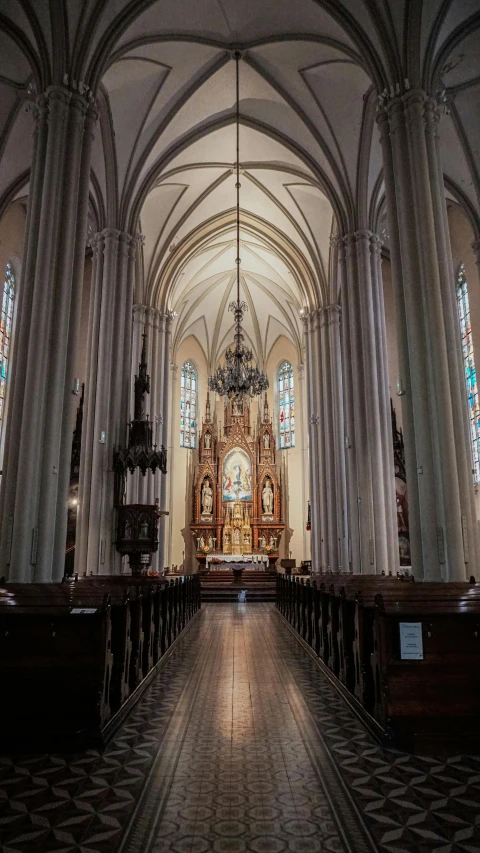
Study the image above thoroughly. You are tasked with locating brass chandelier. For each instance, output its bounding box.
[208,52,269,401]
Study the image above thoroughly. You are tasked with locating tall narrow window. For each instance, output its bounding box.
[278,360,295,448]
[180,361,197,448]
[457,262,480,482]
[0,262,15,422]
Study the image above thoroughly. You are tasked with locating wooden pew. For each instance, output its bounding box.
[276,572,480,753]
[0,585,113,746]
[0,574,201,748]
[370,589,480,752]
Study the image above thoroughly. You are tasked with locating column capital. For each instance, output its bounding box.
[325,303,341,324]
[297,363,305,380]
[133,303,148,325]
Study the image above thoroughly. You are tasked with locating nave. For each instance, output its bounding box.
[1,604,480,853]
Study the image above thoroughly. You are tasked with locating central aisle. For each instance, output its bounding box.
[121,603,375,853]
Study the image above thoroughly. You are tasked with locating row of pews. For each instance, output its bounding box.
[0,574,201,749]
[276,572,480,754]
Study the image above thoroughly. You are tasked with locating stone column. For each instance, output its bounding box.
[338,243,360,572]
[319,307,338,570]
[165,358,177,571]
[303,314,321,569]
[75,230,137,576]
[326,303,348,571]
[378,90,477,580]
[342,231,398,574]
[0,85,97,582]
[296,362,309,561]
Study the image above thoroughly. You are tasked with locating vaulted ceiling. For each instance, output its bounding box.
[0,0,480,356]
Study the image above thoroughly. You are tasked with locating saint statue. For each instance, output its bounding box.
[224,532,230,545]
[198,535,205,550]
[204,431,211,449]
[234,528,240,544]
[263,431,270,449]
[208,535,213,549]
[269,535,276,548]
[262,479,274,514]
[139,519,149,539]
[201,478,213,514]
[259,534,267,548]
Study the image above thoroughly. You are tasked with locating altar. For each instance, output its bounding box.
[206,553,269,569]
[191,394,284,568]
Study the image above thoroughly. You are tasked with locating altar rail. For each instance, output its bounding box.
[276,573,480,754]
[0,574,200,749]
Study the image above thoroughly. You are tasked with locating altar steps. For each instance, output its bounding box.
[199,569,277,602]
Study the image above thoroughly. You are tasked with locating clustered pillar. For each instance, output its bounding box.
[75,231,137,577]
[378,90,478,580]
[0,85,96,582]
[340,230,398,574]
[304,303,348,572]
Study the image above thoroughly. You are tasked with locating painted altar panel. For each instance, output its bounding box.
[222,448,252,501]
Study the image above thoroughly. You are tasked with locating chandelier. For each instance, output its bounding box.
[208,52,269,401]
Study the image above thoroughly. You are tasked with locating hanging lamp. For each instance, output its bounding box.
[208,52,269,401]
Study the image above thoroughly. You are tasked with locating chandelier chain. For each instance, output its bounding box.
[208,52,269,401]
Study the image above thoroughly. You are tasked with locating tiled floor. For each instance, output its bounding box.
[1,604,480,853]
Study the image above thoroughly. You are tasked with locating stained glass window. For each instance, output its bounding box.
[180,361,197,448]
[0,263,15,422]
[278,360,295,449]
[457,263,480,483]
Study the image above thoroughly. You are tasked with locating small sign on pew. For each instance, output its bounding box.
[399,622,423,660]
[70,608,97,615]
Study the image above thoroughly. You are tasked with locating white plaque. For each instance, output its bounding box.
[71,608,97,615]
[399,622,423,660]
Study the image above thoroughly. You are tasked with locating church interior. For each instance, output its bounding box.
[1,1,480,851]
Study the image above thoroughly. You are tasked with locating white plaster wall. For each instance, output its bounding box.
[168,333,308,568]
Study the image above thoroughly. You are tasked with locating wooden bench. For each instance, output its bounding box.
[0,574,201,748]
[0,586,113,746]
[276,572,480,753]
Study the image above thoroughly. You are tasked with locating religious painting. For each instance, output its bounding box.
[222,448,252,501]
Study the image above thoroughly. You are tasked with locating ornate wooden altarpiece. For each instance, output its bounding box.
[191,394,284,567]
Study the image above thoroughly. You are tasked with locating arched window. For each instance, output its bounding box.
[180,360,197,448]
[0,262,15,422]
[278,360,295,448]
[457,262,480,483]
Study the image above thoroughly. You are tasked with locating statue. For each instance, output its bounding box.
[243,532,249,545]
[234,528,240,544]
[208,535,213,549]
[262,479,274,514]
[269,535,276,548]
[124,518,132,539]
[201,478,213,514]
[198,535,205,550]
[224,532,230,545]
[263,431,270,449]
[204,431,211,449]
[259,534,267,548]
[139,519,149,539]
[134,334,150,421]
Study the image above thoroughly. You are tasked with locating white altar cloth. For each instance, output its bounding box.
[206,553,268,568]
